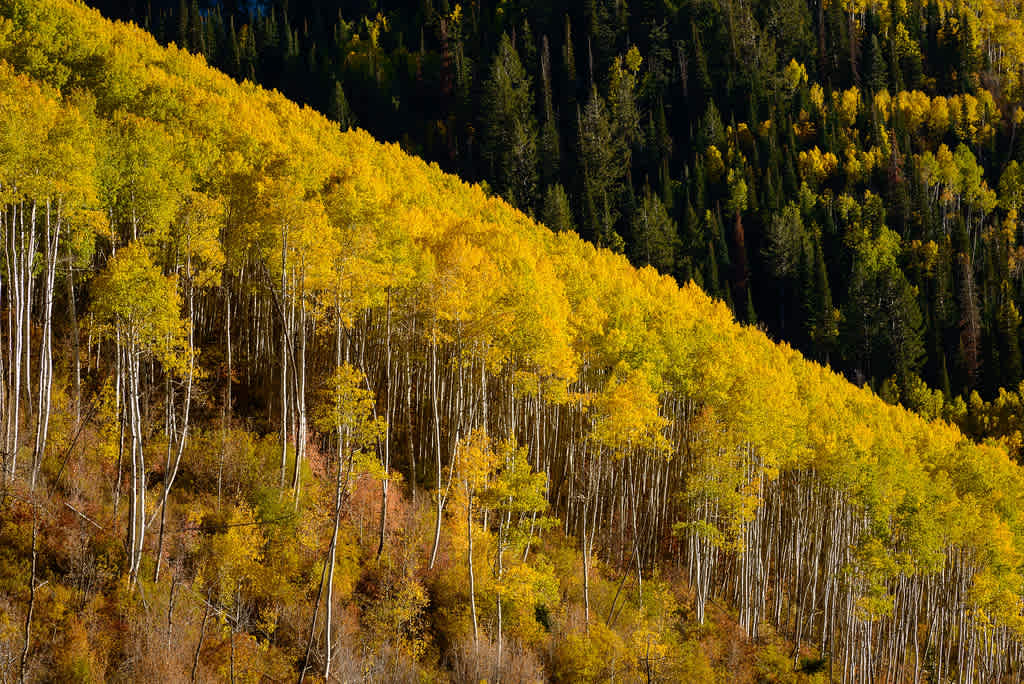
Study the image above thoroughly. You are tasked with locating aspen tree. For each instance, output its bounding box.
[92,241,186,584]
[312,360,384,679]
[153,190,223,581]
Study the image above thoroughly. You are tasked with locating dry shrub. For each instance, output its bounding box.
[448,633,546,684]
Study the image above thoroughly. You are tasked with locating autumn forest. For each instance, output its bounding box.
[3,0,1024,681]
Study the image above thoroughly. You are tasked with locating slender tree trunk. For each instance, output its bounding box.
[467,492,479,653]
[154,277,195,582]
[191,594,211,682]
[229,599,237,684]
[429,335,445,569]
[126,338,146,586]
[18,508,37,684]
[377,289,392,558]
[279,226,289,490]
[300,539,329,684]
[218,287,231,508]
[324,305,346,681]
[30,204,56,489]
[291,290,307,507]
[66,243,81,427]
[113,337,125,518]
[496,509,510,676]
[324,432,344,681]
[21,203,35,419]
[6,202,28,477]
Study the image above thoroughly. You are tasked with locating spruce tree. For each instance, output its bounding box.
[867,34,887,93]
[482,33,538,211]
[330,80,356,131]
[539,35,561,188]
[541,184,575,234]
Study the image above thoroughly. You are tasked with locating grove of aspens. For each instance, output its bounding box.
[3,0,1024,681]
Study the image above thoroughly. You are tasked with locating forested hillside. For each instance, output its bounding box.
[83,0,1024,434]
[2,0,1024,682]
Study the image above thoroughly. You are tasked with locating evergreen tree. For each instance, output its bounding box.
[539,35,561,189]
[330,79,356,131]
[188,0,204,56]
[608,48,642,170]
[482,33,538,211]
[867,34,887,93]
[578,87,618,238]
[227,16,241,77]
[541,183,574,234]
[562,14,577,104]
[958,12,980,92]
[630,183,678,272]
[999,283,1023,386]
[177,0,189,51]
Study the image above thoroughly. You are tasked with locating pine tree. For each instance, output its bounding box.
[629,183,678,273]
[608,47,642,168]
[999,283,1023,386]
[539,35,561,188]
[809,237,839,363]
[578,88,618,236]
[689,19,712,94]
[330,80,356,131]
[228,16,241,77]
[939,349,953,398]
[884,268,927,385]
[562,15,577,105]
[188,0,204,56]
[867,34,887,93]
[177,0,189,51]
[482,33,538,211]
[958,12,980,93]
[541,183,574,234]
[745,285,757,324]
[697,101,725,151]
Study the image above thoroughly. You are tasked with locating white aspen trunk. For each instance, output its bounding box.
[582,449,601,633]
[21,203,36,420]
[6,202,25,476]
[113,329,125,517]
[291,288,307,506]
[65,242,81,427]
[405,344,416,502]
[31,200,60,490]
[219,287,231,508]
[0,227,5,485]
[129,344,146,584]
[1,207,8,481]
[324,427,344,682]
[377,289,392,558]
[153,275,195,582]
[124,340,138,583]
[582,473,591,632]
[324,306,345,681]
[429,334,444,569]
[279,225,289,490]
[467,491,479,653]
[496,506,512,677]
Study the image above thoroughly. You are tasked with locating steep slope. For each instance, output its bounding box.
[0,0,1023,681]
[79,0,1024,408]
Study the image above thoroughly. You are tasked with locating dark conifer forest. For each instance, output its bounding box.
[3,0,1024,681]
[90,0,1024,427]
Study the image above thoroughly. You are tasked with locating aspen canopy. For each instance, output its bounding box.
[2,0,1024,682]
